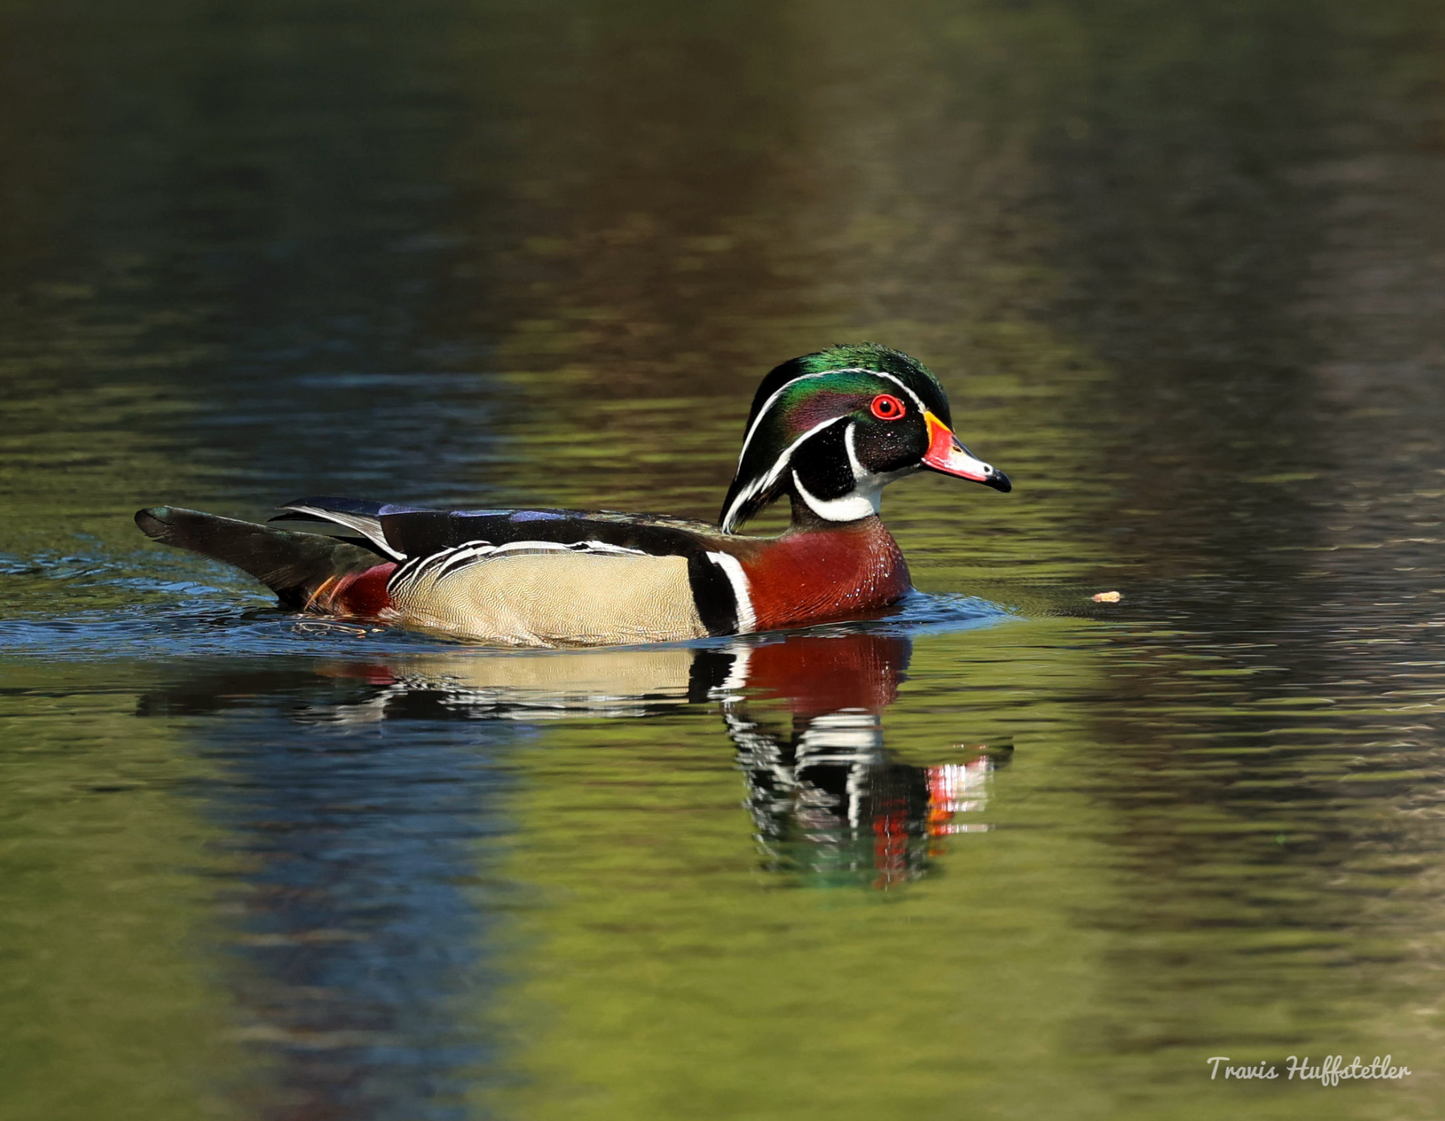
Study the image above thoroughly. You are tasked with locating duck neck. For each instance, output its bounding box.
[781,418,903,531]
[786,489,881,534]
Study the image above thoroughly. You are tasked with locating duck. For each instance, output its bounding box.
[135,343,1010,646]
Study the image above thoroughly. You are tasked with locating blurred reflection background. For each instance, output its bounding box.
[2,0,1444,1118]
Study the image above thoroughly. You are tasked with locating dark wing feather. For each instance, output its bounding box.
[376,506,729,558]
[271,499,745,636]
[136,506,383,607]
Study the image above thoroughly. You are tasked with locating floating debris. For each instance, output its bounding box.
[1091,590,1123,603]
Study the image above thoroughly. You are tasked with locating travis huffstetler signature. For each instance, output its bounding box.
[1207,1055,1412,1087]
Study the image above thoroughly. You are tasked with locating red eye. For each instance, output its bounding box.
[870,393,905,420]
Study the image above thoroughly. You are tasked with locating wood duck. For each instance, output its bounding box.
[135,343,1010,646]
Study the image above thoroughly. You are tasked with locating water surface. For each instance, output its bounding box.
[3,1,1445,1118]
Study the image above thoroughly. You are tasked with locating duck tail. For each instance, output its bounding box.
[135,506,391,610]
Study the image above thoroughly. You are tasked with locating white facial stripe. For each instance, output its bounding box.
[721,415,847,532]
[724,367,940,531]
[706,551,757,633]
[732,367,931,471]
[844,421,918,501]
[843,421,885,509]
[843,421,866,480]
[867,369,929,416]
[735,371,834,469]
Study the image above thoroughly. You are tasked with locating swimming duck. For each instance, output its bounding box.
[135,343,1010,646]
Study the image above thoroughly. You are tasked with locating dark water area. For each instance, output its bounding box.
[3,1,1445,1118]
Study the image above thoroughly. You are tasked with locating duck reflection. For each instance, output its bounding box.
[282,631,1008,887]
[139,631,1005,1118]
[719,637,1009,888]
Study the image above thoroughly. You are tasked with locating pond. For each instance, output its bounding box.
[2,1,1444,1118]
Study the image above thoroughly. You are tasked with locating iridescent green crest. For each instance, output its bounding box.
[718,344,954,531]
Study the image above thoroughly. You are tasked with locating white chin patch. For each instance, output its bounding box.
[788,422,917,523]
[791,471,883,523]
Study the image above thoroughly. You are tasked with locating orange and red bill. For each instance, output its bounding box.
[921,412,1011,492]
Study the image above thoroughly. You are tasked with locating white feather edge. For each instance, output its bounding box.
[389,537,652,591]
[278,503,405,561]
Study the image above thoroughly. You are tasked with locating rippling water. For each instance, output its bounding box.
[3,1,1445,1118]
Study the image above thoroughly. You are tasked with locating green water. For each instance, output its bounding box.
[3,0,1445,1117]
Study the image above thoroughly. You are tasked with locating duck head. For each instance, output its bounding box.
[719,343,1010,532]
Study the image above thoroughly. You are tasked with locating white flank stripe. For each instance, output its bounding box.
[707,551,757,633]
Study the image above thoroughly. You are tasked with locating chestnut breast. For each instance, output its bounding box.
[739,519,911,631]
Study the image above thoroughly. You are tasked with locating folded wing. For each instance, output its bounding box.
[271,497,748,643]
